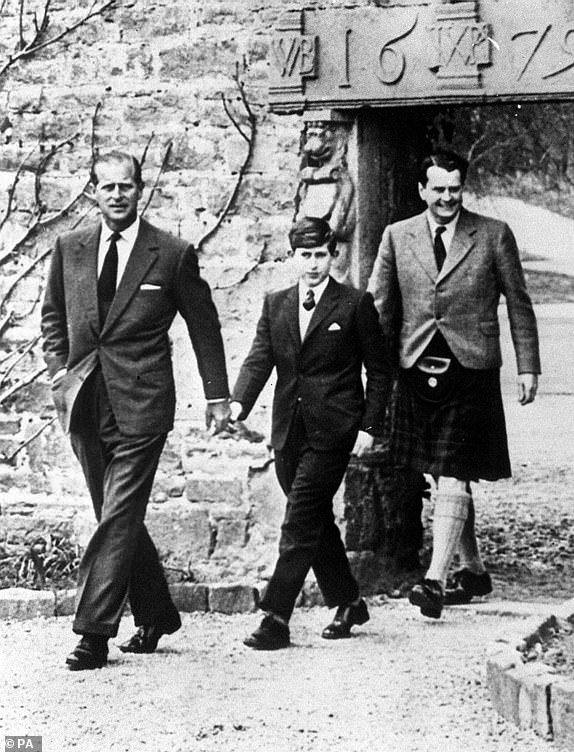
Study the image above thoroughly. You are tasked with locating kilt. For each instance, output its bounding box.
[389,365,511,482]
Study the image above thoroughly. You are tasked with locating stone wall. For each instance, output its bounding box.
[0,0,377,590]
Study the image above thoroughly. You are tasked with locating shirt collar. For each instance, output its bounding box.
[102,216,140,245]
[298,275,330,306]
[426,210,460,237]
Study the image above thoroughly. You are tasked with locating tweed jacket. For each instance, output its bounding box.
[367,208,541,374]
[232,277,392,452]
[41,218,229,435]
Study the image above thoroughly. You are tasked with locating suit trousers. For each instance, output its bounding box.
[69,369,179,637]
[259,411,359,622]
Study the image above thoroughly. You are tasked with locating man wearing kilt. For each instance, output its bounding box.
[367,150,541,618]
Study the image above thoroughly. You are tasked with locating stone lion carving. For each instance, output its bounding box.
[294,121,355,280]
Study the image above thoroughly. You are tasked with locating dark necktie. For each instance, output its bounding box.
[302,288,315,311]
[98,231,121,326]
[433,225,447,272]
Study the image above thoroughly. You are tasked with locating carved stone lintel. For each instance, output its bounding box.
[429,0,492,90]
[269,10,318,98]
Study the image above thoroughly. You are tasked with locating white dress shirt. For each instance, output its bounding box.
[97,217,141,288]
[298,276,330,340]
[426,210,460,256]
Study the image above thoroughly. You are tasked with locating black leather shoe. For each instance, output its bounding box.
[409,579,444,619]
[444,569,492,605]
[118,613,181,654]
[244,615,290,650]
[66,635,108,671]
[321,599,370,639]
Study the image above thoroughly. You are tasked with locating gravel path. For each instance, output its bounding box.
[1,600,556,752]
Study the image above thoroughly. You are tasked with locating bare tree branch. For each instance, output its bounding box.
[0,143,37,239]
[0,310,12,337]
[140,140,173,217]
[0,334,40,386]
[212,244,267,290]
[0,364,46,405]
[0,0,117,80]
[139,132,155,171]
[0,246,52,314]
[197,71,256,251]
[4,416,57,463]
[33,129,82,218]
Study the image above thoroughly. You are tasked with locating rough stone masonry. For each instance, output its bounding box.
[0,0,378,594]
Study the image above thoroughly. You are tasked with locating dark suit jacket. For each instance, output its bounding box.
[367,208,541,374]
[232,277,391,453]
[41,218,229,435]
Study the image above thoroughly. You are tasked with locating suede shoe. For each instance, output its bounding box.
[118,613,181,654]
[66,635,108,671]
[321,599,370,639]
[409,579,444,619]
[243,615,290,650]
[444,569,492,605]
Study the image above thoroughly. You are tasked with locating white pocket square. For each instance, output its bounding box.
[328,322,341,331]
[140,283,162,290]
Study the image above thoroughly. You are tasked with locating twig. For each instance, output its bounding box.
[0,143,37,238]
[212,246,267,290]
[0,334,40,386]
[0,310,12,337]
[0,365,46,404]
[139,132,155,171]
[141,140,173,216]
[197,71,256,251]
[0,0,117,79]
[33,130,82,217]
[0,247,52,313]
[4,416,57,463]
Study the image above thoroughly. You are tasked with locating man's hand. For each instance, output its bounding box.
[229,401,243,423]
[352,430,375,457]
[205,400,231,434]
[517,373,538,405]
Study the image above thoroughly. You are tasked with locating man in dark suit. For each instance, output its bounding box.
[367,149,541,619]
[41,151,230,670]
[231,216,391,649]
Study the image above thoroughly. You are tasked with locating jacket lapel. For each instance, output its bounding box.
[407,212,437,283]
[437,208,477,283]
[74,223,101,336]
[281,285,301,351]
[101,219,159,335]
[303,276,340,343]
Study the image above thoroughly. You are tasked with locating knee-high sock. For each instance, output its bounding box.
[456,497,486,574]
[426,482,470,587]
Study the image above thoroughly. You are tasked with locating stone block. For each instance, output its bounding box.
[208,584,258,614]
[551,678,574,750]
[0,437,21,457]
[486,645,520,715]
[169,583,209,613]
[8,85,43,113]
[147,501,212,566]
[517,665,555,737]
[54,589,76,617]
[0,587,54,620]
[185,475,245,506]
[0,416,21,435]
[212,515,248,553]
